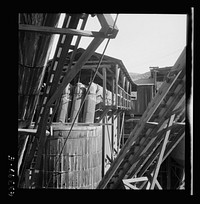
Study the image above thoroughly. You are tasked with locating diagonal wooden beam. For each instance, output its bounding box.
[96,106,110,123]
[118,111,125,152]
[150,114,175,189]
[123,177,148,190]
[19,24,109,38]
[30,14,119,188]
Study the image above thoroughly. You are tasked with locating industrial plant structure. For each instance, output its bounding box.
[18,13,186,190]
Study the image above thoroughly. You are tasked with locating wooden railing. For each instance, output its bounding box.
[116,85,131,109]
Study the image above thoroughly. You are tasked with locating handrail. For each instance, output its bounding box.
[117,85,131,109]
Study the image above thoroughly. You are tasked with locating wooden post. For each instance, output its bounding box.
[166,156,171,189]
[118,111,125,152]
[117,111,121,152]
[115,64,119,108]
[111,76,115,160]
[154,70,157,95]
[102,67,107,177]
[150,114,175,189]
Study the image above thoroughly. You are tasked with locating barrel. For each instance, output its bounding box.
[42,124,102,189]
[83,83,97,123]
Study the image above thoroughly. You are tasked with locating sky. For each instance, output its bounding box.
[50,13,187,74]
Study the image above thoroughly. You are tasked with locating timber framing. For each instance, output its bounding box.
[18,13,119,188]
[97,47,186,189]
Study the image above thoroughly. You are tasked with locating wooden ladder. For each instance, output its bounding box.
[97,47,186,189]
[20,14,119,188]
[18,14,88,188]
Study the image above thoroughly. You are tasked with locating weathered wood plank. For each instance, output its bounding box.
[19,24,107,38]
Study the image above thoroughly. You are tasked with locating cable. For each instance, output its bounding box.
[45,14,119,188]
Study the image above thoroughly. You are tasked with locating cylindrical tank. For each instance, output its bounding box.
[83,83,97,123]
[70,83,86,123]
[42,124,102,189]
[56,84,72,123]
[18,13,60,128]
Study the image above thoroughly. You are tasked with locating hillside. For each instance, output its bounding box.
[129,71,151,81]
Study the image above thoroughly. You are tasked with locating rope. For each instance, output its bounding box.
[45,14,119,188]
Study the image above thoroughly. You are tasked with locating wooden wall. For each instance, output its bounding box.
[131,85,154,116]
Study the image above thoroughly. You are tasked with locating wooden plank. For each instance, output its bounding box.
[123,177,148,190]
[18,128,50,136]
[145,122,158,128]
[97,14,119,38]
[97,57,185,188]
[150,114,175,189]
[46,31,106,107]
[102,67,107,177]
[31,14,119,188]
[64,64,112,70]
[123,176,148,183]
[118,111,125,152]
[19,24,107,38]
[103,68,107,106]
[115,64,119,108]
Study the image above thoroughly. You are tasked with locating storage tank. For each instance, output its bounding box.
[83,83,97,123]
[56,84,72,123]
[42,124,102,189]
[18,13,60,128]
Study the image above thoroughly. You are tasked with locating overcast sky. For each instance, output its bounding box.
[50,13,187,74]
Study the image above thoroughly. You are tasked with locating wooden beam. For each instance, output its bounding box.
[78,64,112,69]
[18,128,50,136]
[118,111,125,152]
[52,122,113,126]
[150,114,175,189]
[46,29,106,107]
[103,68,107,106]
[123,177,148,190]
[105,116,113,161]
[145,122,158,128]
[96,106,110,123]
[115,64,119,108]
[173,122,185,126]
[31,15,118,187]
[97,14,119,38]
[102,67,107,177]
[19,24,108,38]
[123,176,148,183]
[90,68,113,87]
